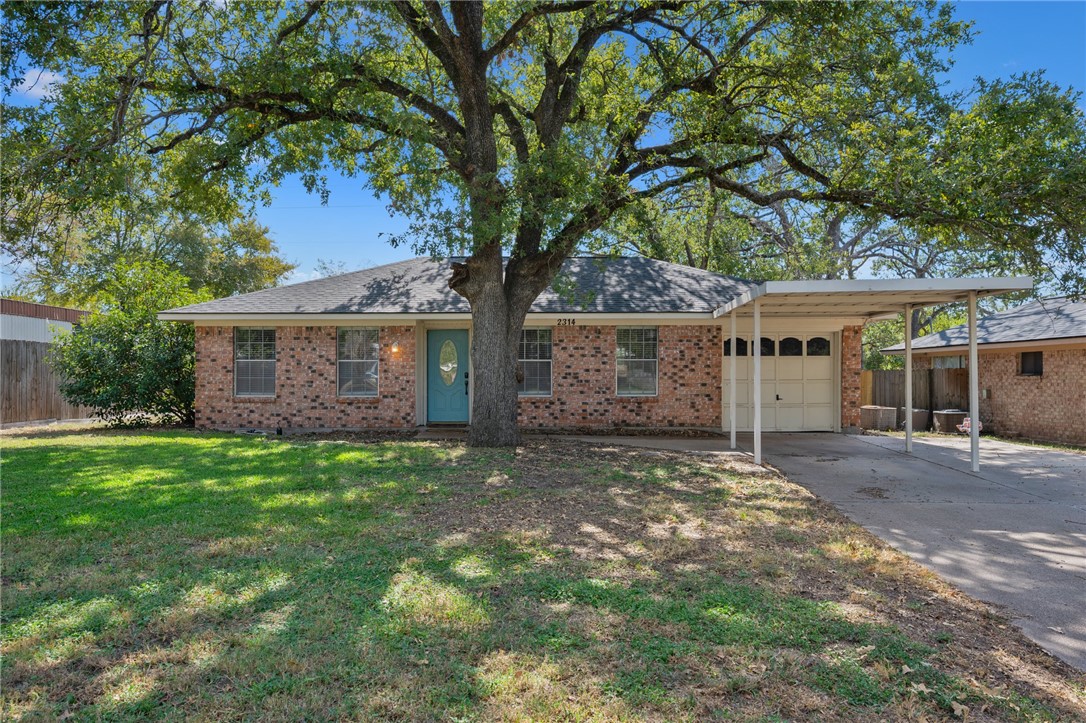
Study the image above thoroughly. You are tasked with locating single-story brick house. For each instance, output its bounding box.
[886,297,1085,446]
[160,256,1030,461]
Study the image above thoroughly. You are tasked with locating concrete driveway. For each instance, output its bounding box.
[760,433,1086,672]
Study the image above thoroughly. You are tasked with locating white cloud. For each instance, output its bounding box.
[282,268,324,285]
[17,69,63,100]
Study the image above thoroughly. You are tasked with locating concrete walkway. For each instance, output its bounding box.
[575,432,1086,672]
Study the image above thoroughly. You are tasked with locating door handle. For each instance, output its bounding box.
[776,394,782,401]
[465,371,469,395]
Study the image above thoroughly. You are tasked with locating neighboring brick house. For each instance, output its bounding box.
[159,257,1030,439]
[888,297,1086,446]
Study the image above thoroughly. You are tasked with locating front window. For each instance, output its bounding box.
[338,328,380,396]
[517,328,552,396]
[617,327,658,396]
[234,328,275,396]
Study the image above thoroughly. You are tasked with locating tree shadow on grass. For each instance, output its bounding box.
[2,435,1081,720]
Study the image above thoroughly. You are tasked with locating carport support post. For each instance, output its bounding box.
[753,298,762,465]
[968,290,980,472]
[730,311,737,450]
[905,303,913,453]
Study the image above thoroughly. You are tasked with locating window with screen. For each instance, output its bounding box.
[1020,351,1043,376]
[617,327,658,396]
[338,328,380,396]
[933,355,965,369]
[234,328,276,396]
[517,328,552,396]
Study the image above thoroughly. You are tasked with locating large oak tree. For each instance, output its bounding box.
[5,1,1083,445]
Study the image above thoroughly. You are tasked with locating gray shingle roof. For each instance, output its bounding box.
[886,297,1086,352]
[162,256,758,316]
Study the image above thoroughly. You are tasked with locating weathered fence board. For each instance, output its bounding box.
[1,339,92,424]
[864,368,971,429]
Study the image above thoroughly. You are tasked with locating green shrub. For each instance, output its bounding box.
[50,260,206,425]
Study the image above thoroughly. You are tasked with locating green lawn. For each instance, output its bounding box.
[2,431,1083,721]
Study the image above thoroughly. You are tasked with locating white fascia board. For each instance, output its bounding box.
[160,313,470,323]
[761,276,1033,295]
[161,311,718,324]
[711,277,1033,319]
[711,285,767,318]
[884,336,1086,355]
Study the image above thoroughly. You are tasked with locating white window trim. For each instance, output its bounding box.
[337,327,381,398]
[234,327,276,398]
[616,326,658,397]
[517,327,553,397]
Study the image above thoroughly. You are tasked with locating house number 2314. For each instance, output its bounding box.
[557,318,577,326]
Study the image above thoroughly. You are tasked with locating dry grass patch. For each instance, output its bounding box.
[2,430,1083,721]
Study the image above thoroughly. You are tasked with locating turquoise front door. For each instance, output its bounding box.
[427,329,470,423]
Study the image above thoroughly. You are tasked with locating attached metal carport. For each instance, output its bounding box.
[713,277,1034,471]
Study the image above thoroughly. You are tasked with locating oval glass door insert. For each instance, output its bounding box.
[439,339,458,386]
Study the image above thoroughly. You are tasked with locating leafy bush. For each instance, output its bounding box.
[50,260,206,425]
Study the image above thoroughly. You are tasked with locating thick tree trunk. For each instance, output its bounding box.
[449,246,563,447]
[450,247,523,447]
[467,286,522,447]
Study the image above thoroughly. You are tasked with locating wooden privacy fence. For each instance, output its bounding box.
[860,368,969,428]
[1,339,93,425]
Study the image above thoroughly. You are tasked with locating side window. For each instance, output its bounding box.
[235,328,276,396]
[617,327,658,396]
[1020,351,1043,376]
[338,328,380,396]
[517,328,553,396]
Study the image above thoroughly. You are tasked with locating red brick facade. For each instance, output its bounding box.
[194,323,862,433]
[517,324,721,429]
[840,325,863,430]
[914,347,1085,445]
[194,326,417,429]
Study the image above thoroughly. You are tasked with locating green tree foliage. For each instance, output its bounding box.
[50,260,205,425]
[0,141,294,306]
[4,2,1084,444]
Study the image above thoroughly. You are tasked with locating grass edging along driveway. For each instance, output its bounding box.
[2,430,1084,721]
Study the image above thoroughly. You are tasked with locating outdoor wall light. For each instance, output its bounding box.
[390,342,400,354]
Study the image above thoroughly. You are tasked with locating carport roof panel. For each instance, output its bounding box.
[711,277,1034,318]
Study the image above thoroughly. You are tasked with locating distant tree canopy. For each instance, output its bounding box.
[4,1,1084,445]
[0,144,294,308]
[604,71,1086,295]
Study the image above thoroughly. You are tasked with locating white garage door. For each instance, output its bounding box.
[723,334,835,432]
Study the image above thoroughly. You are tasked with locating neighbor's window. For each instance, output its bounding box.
[1020,351,1043,376]
[617,327,658,396]
[933,355,965,369]
[338,328,380,396]
[517,328,552,396]
[234,328,276,396]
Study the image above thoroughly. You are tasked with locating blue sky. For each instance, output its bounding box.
[7,1,1085,283]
